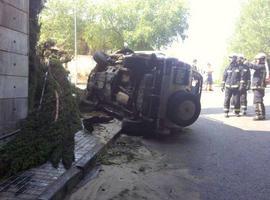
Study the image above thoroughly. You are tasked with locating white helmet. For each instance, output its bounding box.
[255,52,266,60]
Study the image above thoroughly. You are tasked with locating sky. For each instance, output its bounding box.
[165,0,244,76]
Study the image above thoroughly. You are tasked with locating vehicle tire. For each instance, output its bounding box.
[122,118,153,136]
[167,92,201,127]
[93,51,109,67]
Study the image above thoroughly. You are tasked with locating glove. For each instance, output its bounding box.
[239,84,244,92]
[221,83,225,92]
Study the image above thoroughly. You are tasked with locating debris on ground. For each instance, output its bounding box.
[68,135,201,200]
[97,135,153,165]
[82,115,114,133]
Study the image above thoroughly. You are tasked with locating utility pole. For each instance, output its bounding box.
[74,0,78,85]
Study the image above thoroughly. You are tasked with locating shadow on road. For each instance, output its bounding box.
[201,105,270,117]
[141,116,270,200]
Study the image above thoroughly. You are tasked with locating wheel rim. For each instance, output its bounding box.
[176,100,196,121]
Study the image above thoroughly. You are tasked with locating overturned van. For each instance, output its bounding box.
[85,50,203,134]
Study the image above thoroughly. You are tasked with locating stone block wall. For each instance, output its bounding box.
[0,0,29,137]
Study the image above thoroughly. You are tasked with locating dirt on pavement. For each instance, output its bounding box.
[67,135,200,200]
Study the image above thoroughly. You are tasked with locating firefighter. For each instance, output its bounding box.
[238,54,251,115]
[221,54,241,118]
[244,53,267,120]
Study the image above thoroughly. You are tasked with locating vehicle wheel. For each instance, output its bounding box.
[122,118,153,136]
[167,92,201,127]
[93,51,109,67]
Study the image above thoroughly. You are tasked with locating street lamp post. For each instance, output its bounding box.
[74,0,78,85]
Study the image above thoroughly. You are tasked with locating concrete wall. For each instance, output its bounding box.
[0,0,29,137]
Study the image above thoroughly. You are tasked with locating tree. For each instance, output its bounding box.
[229,0,270,59]
[40,0,189,54]
[83,0,189,51]
[40,0,89,54]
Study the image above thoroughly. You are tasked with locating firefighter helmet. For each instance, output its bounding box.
[229,53,238,61]
[255,53,266,60]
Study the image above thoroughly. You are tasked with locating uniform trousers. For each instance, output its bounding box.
[224,88,240,113]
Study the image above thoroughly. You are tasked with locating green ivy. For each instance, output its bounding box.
[0,61,81,179]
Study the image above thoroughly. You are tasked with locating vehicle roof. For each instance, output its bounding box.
[128,51,191,68]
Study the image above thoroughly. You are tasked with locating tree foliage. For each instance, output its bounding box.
[0,59,81,179]
[40,0,189,53]
[229,0,270,59]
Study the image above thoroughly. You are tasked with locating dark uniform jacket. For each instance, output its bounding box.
[222,62,241,88]
[239,64,251,89]
[246,63,266,89]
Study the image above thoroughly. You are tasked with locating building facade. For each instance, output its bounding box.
[0,0,29,138]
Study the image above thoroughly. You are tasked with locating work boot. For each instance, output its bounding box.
[241,110,247,116]
[255,103,260,117]
[253,115,265,121]
[258,103,266,120]
[234,110,241,117]
[260,103,266,117]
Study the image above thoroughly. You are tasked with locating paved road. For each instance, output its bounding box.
[68,88,270,200]
[152,88,270,200]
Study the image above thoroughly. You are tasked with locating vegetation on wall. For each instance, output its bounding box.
[0,60,81,178]
[0,0,81,179]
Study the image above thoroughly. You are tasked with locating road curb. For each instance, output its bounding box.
[38,166,83,200]
[76,130,120,172]
[38,127,122,200]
